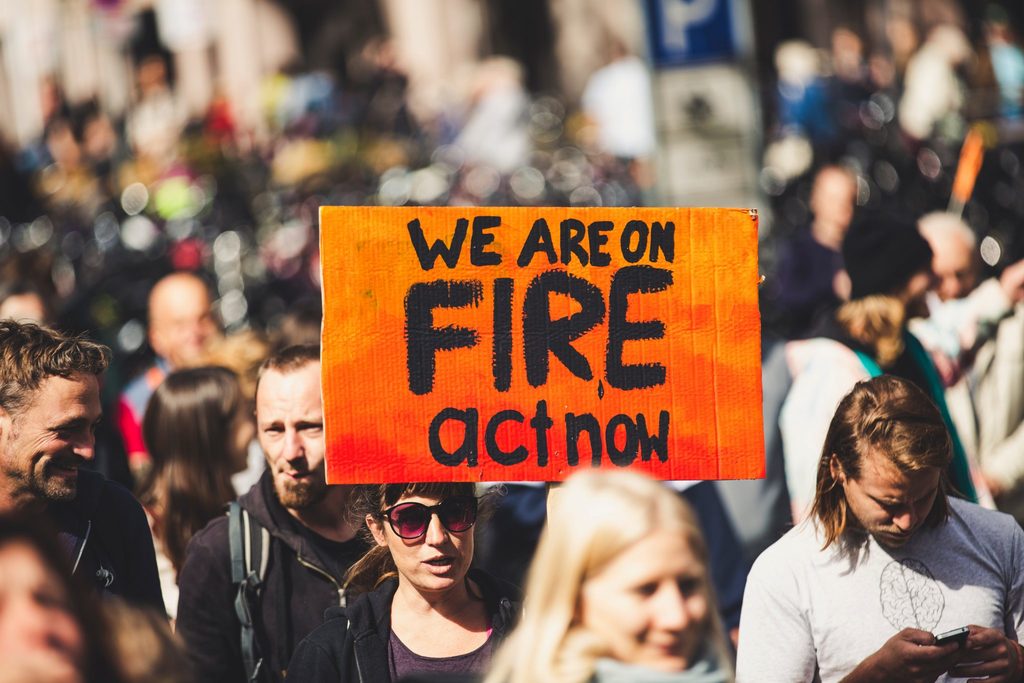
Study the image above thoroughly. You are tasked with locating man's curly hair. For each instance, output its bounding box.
[0,321,109,414]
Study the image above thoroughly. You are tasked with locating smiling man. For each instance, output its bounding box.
[176,344,365,683]
[0,321,162,608]
[737,375,1024,683]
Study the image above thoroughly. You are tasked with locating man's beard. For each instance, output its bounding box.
[34,457,80,501]
[275,474,328,510]
[2,458,80,503]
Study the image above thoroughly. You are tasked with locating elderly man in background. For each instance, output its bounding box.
[116,271,219,481]
[912,212,1024,521]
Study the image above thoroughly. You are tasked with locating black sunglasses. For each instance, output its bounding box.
[380,496,478,539]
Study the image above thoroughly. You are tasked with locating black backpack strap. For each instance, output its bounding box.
[229,501,246,584]
[229,502,270,683]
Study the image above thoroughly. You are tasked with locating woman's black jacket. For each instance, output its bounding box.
[286,568,519,683]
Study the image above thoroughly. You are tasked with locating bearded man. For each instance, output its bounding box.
[0,321,162,607]
[176,345,364,682]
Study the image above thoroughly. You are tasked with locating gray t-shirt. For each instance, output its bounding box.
[736,497,1024,683]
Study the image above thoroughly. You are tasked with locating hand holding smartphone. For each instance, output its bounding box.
[934,626,970,647]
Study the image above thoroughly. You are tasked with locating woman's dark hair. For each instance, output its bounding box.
[0,513,121,683]
[810,375,952,549]
[344,483,486,594]
[140,365,244,574]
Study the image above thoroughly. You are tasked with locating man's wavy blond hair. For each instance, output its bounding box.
[811,375,952,550]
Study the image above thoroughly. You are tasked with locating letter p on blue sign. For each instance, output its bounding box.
[646,0,737,67]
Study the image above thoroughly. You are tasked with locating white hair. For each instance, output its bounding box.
[918,211,976,250]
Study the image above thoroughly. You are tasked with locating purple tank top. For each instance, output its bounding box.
[388,629,496,680]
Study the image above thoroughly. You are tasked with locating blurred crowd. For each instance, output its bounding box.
[5,1,1024,683]
[760,5,1024,338]
[0,31,648,396]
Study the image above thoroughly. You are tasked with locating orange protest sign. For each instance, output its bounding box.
[320,207,763,483]
[949,128,985,214]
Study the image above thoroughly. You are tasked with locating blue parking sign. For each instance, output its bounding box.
[646,0,737,66]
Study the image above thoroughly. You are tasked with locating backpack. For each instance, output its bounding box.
[229,501,270,683]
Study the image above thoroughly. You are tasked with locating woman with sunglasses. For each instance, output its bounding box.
[287,483,519,682]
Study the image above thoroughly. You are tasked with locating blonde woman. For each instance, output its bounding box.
[485,470,732,683]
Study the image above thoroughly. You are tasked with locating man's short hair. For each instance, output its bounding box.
[0,321,110,414]
[254,344,320,397]
[811,375,952,548]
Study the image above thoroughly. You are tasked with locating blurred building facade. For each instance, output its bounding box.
[0,0,646,147]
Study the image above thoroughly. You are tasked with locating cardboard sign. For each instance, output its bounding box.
[321,207,763,483]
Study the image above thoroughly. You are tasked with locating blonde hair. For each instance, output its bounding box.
[189,329,270,402]
[835,295,906,367]
[484,471,732,683]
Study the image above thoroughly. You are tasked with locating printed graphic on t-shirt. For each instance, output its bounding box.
[878,558,944,631]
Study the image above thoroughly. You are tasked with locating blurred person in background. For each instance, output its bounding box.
[105,599,193,683]
[288,482,518,682]
[0,321,162,608]
[0,513,121,683]
[580,36,656,191]
[73,101,124,199]
[899,24,972,144]
[139,366,253,620]
[738,376,1024,683]
[454,57,531,175]
[117,272,219,483]
[270,298,322,352]
[983,5,1024,121]
[175,345,364,683]
[0,282,51,323]
[768,165,857,339]
[35,115,105,223]
[0,139,45,222]
[779,211,981,518]
[125,54,185,182]
[829,27,872,140]
[190,330,270,494]
[15,76,66,175]
[912,212,1024,522]
[774,40,837,151]
[485,470,731,683]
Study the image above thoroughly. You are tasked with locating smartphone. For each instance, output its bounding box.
[934,626,970,647]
